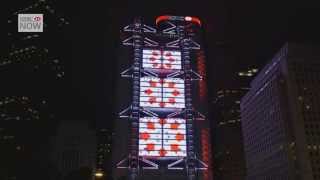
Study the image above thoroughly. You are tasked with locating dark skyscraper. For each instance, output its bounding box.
[6,0,69,80]
[1,1,71,179]
[212,66,258,180]
[51,120,96,179]
[241,43,320,179]
[0,96,56,180]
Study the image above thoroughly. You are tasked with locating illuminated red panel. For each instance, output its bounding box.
[197,50,207,102]
[142,49,181,70]
[139,77,185,108]
[138,117,187,157]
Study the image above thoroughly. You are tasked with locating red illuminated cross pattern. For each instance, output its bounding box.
[141,78,183,108]
[143,50,180,70]
[138,118,186,157]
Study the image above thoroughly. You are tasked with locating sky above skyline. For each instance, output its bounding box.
[2,0,320,126]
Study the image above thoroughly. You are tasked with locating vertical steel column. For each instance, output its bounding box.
[177,24,196,180]
[129,17,143,180]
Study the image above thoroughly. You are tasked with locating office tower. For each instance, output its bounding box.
[0,96,55,180]
[113,16,212,180]
[1,2,71,179]
[51,120,96,179]
[241,43,320,179]
[213,67,258,180]
[5,0,69,81]
[95,128,114,179]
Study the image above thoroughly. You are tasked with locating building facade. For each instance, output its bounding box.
[212,67,258,180]
[0,2,71,179]
[113,16,212,180]
[95,128,114,179]
[51,120,96,179]
[241,43,320,179]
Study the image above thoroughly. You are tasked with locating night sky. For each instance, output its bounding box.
[3,0,320,127]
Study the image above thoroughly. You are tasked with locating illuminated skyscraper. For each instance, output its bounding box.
[113,16,212,180]
[241,43,320,179]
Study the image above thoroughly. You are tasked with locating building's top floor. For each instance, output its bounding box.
[242,42,320,105]
[250,42,320,89]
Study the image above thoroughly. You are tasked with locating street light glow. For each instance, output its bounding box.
[95,172,104,177]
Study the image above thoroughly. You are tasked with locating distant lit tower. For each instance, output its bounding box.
[95,128,114,179]
[0,1,70,179]
[4,0,70,80]
[113,16,212,180]
[241,43,320,179]
[212,67,258,180]
[0,96,55,180]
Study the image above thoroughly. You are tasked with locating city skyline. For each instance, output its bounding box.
[1,0,320,180]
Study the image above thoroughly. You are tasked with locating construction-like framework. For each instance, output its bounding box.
[118,15,208,180]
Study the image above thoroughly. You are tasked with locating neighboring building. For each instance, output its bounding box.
[212,67,258,180]
[95,128,114,179]
[51,120,96,179]
[241,43,320,179]
[5,0,69,81]
[113,16,212,180]
[0,96,56,180]
[0,2,71,179]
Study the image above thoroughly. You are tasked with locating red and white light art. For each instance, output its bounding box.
[140,77,185,109]
[142,49,181,70]
[138,117,187,157]
[139,49,186,158]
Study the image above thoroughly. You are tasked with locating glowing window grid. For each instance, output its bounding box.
[138,117,187,157]
[142,49,181,70]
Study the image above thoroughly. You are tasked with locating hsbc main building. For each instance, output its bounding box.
[112,15,212,180]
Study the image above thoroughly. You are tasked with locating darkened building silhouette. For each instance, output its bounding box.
[1,1,71,179]
[241,43,320,179]
[0,96,56,180]
[5,0,69,82]
[51,120,96,179]
[212,67,258,180]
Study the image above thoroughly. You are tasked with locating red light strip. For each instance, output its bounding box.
[197,51,207,101]
[185,16,202,26]
[155,15,171,25]
[201,129,213,180]
[156,15,202,26]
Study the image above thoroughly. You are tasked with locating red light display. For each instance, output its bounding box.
[156,15,201,26]
[139,117,187,157]
[197,50,207,101]
[201,128,213,180]
[140,77,185,109]
[143,49,182,70]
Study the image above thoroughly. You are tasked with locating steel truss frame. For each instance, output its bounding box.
[118,17,208,180]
